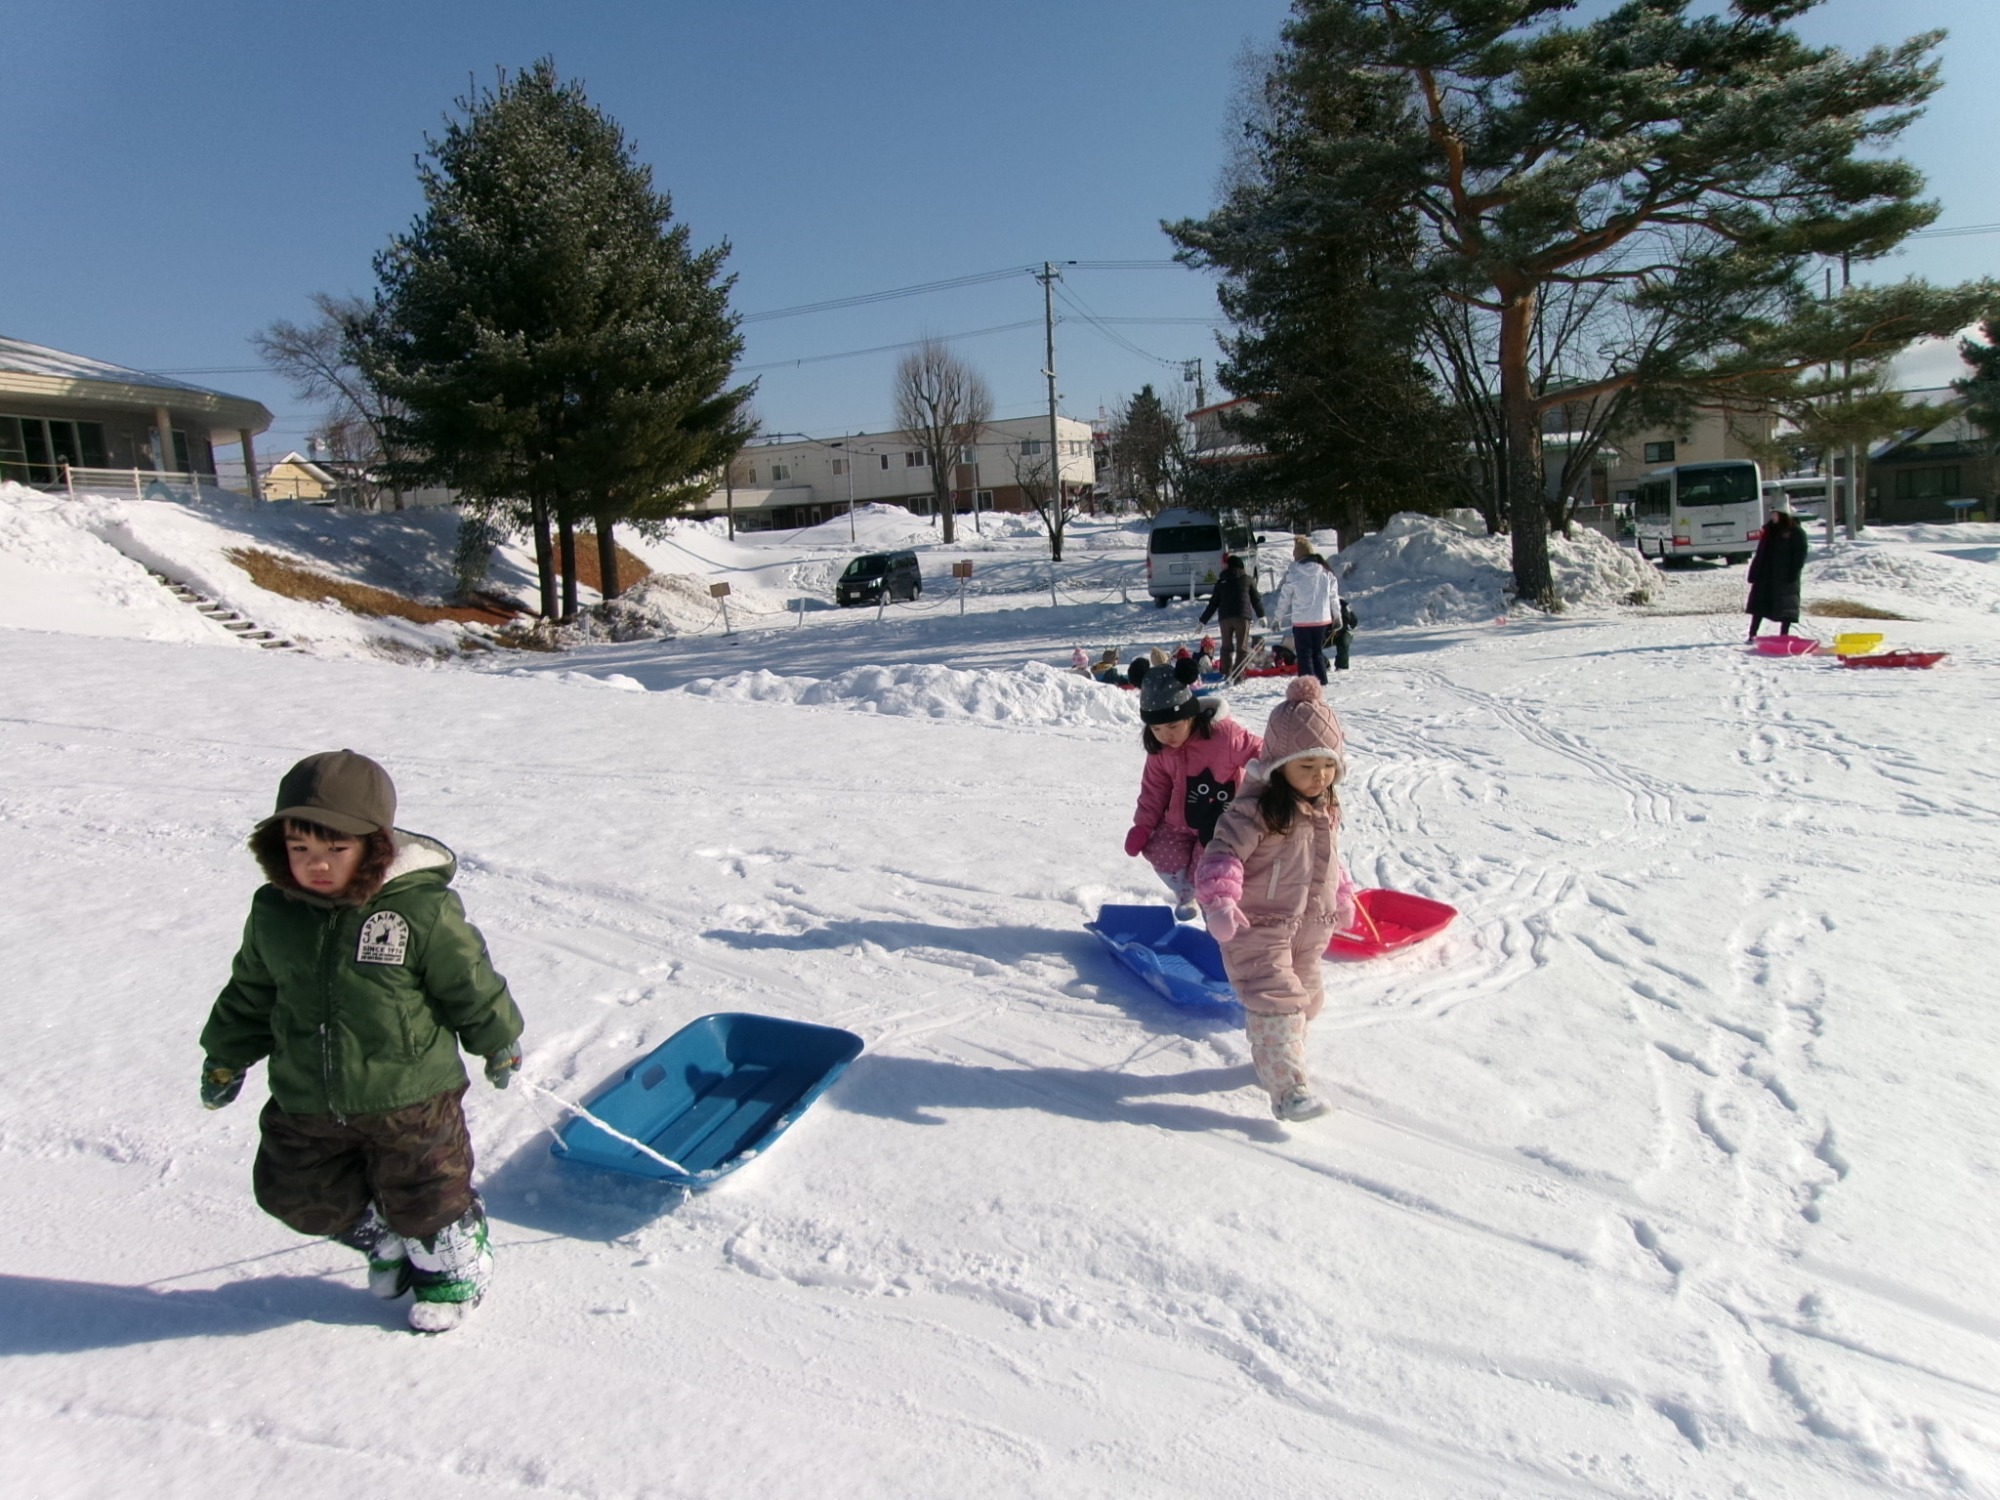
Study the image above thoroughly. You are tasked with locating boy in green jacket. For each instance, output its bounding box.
[200,750,525,1334]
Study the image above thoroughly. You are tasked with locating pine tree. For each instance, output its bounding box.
[1185,1,1986,608]
[1169,44,1469,543]
[1108,385,1184,517]
[364,60,753,618]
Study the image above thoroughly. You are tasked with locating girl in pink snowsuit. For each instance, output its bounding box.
[1124,669,1263,918]
[1195,676,1357,1122]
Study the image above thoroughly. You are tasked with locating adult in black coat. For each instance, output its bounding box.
[1198,554,1266,677]
[1746,510,1808,640]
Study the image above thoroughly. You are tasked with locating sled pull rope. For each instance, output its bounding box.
[515,1077,693,1177]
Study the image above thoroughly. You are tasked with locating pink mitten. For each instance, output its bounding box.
[1124,826,1149,858]
[1205,899,1248,943]
[1333,864,1359,930]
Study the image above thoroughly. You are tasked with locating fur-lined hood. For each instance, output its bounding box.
[253,827,456,908]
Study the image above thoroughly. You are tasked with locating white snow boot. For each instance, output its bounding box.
[335,1203,411,1300]
[406,1199,492,1334]
[1273,1087,1334,1123]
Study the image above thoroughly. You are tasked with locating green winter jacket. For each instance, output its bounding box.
[201,831,524,1117]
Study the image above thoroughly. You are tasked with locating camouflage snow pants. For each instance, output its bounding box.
[253,1086,475,1243]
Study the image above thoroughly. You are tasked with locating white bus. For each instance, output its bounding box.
[1761,475,1830,522]
[1633,460,1764,565]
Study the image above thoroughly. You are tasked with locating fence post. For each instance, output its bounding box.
[710,581,733,636]
[132,469,144,501]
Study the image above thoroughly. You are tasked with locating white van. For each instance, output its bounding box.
[1146,508,1262,606]
[1633,460,1763,565]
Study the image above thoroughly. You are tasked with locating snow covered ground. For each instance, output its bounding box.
[3,484,1998,1499]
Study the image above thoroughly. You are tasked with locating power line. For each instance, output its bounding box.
[744,319,1042,371]
[742,265,1034,322]
[1907,222,2000,240]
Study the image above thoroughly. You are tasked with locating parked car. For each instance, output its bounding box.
[836,549,923,606]
[1146,508,1263,605]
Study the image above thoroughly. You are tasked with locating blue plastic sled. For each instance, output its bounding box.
[550,1012,864,1188]
[1087,904,1240,1016]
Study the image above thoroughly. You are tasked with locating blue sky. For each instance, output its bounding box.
[3,0,1994,463]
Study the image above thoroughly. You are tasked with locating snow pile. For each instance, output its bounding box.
[678,658,1140,729]
[1336,511,1658,623]
[0,486,235,644]
[597,571,802,637]
[1809,536,2000,616]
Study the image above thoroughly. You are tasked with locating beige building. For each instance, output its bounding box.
[697,414,1097,531]
[1602,408,1775,503]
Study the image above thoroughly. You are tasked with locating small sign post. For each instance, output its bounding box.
[952,560,973,616]
[710,580,733,635]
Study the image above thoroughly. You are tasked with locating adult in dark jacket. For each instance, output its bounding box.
[1198,554,1265,677]
[1746,510,1808,641]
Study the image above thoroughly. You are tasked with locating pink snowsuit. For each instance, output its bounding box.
[1126,715,1263,903]
[1195,780,1353,1105]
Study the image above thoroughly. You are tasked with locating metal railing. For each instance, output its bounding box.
[52,465,246,502]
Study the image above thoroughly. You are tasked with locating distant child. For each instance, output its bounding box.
[1194,678,1357,1122]
[1125,671,1263,920]
[198,750,526,1334]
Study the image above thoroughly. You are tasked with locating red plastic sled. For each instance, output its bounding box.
[1752,636,1819,657]
[1326,888,1458,958]
[1838,649,1946,669]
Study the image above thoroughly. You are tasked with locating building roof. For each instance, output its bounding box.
[0,333,272,434]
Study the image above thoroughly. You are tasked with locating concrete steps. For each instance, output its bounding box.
[150,571,297,650]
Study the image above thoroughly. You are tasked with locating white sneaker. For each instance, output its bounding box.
[1272,1088,1334,1122]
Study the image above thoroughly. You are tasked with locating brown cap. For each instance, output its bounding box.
[261,750,396,835]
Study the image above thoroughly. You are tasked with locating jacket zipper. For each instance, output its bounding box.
[317,910,344,1123]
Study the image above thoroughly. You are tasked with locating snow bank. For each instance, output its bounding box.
[1809,535,2000,616]
[677,658,1139,730]
[1337,512,1659,623]
[0,486,236,644]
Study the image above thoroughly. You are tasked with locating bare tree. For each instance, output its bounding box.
[252,293,406,509]
[1012,449,1082,562]
[892,338,991,545]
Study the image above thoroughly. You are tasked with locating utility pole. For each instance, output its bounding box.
[1841,252,1859,540]
[1040,262,1063,532]
[1183,358,1207,410]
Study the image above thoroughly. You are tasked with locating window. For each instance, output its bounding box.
[744,467,756,484]
[770,464,789,481]
[959,446,977,464]
[905,451,928,467]
[1020,438,1043,456]
[1894,467,1961,500]
[975,489,993,507]
[0,414,109,484]
[1643,440,1676,464]
[879,454,891,470]
[831,458,845,476]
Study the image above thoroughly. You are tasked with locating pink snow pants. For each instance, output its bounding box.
[1217,914,1335,1102]
[1141,825,1202,904]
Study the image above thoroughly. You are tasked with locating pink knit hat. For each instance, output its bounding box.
[1260,677,1346,778]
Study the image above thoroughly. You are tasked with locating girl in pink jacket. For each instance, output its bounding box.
[1194,676,1357,1123]
[1124,670,1263,920]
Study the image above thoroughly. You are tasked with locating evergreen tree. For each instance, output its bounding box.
[364,60,753,618]
[1108,385,1184,517]
[1957,320,2000,439]
[1170,41,1469,545]
[1188,1,1985,609]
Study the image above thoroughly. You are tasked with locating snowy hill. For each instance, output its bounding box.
[3,482,1999,1498]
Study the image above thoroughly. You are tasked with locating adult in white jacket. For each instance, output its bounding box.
[1271,535,1339,684]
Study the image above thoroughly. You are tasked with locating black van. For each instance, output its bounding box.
[836,549,923,606]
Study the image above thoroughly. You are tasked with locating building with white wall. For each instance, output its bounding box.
[1,333,272,496]
[695,414,1097,531]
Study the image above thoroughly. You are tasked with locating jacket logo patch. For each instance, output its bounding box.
[357,911,411,966]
